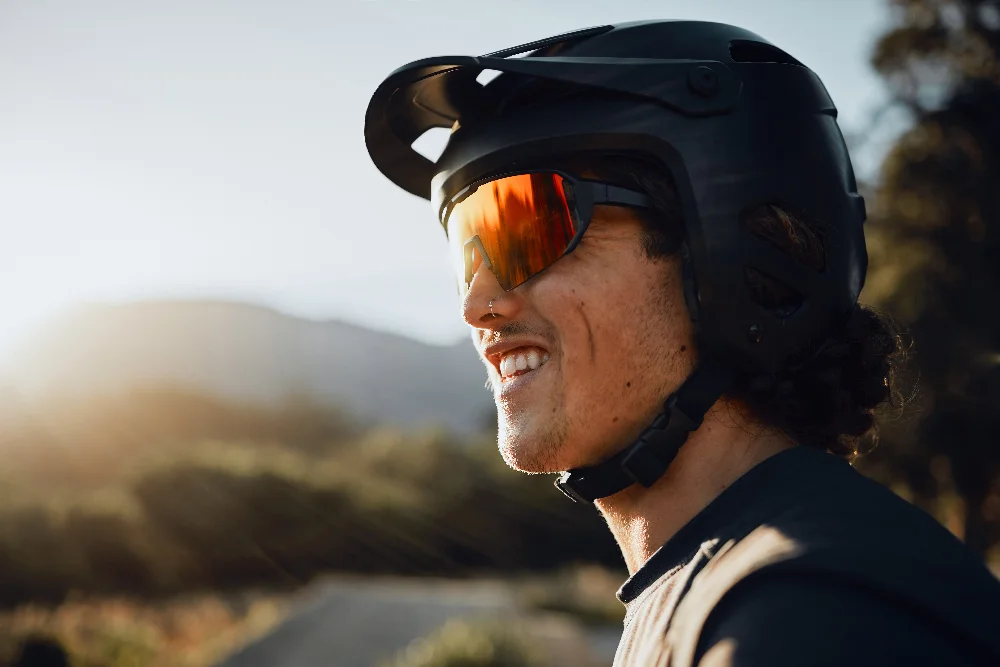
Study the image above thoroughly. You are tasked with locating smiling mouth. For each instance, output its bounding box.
[498,346,551,382]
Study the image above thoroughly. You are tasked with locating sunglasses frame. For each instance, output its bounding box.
[441,169,657,292]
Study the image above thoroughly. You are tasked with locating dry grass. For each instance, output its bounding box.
[0,593,289,667]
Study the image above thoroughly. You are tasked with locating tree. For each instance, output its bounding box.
[861,0,1000,557]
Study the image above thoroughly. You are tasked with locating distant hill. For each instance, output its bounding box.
[0,300,493,432]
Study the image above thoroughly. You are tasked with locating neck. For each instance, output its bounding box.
[595,400,795,574]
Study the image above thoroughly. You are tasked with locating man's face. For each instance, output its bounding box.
[463,201,697,474]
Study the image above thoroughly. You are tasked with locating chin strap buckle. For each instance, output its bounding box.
[553,474,591,504]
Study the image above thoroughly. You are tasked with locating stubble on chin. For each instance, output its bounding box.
[496,403,569,474]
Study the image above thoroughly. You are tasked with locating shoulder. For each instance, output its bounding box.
[693,570,982,667]
[665,480,1000,666]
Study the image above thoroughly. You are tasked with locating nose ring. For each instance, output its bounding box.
[488,298,495,317]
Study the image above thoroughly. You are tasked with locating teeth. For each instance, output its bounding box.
[498,346,550,379]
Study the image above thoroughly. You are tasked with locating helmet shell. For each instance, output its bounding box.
[364,20,868,376]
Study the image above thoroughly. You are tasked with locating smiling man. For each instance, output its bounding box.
[365,20,1000,667]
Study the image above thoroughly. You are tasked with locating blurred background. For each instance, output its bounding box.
[1,0,999,665]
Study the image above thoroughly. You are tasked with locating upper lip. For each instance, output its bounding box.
[481,338,550,374]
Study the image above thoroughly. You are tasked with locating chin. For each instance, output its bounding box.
[496,419,574,474]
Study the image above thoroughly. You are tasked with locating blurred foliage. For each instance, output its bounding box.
[0,594,286,667]
[380,619,543,667]
[860,0,1000,557]
[872,0,1000,108]
[0,389,622,608]
[515,567,625,627]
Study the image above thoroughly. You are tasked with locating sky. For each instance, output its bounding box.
[0,0,899,353]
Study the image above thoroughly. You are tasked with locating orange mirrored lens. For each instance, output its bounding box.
[447,173,577,291]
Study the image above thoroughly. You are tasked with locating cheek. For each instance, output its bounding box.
[529,244,689,379]
[555,280,650,385]
[563,263,689,395]
[553,298,658,448]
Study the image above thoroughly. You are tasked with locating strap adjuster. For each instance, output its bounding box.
[621,401,698,486]
[552,360,732,504]
[553,401,701,502]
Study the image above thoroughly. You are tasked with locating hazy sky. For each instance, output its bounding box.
[0,0,898,352]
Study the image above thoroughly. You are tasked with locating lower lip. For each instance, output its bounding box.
[497,362,548,399]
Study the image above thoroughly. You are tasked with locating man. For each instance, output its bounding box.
[364,20,1000,666]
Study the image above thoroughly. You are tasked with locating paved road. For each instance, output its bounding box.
[218,577,619,667]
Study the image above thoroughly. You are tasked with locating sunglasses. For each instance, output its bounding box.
[441,170,656,293]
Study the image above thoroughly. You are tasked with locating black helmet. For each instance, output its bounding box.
[364,20,868,502]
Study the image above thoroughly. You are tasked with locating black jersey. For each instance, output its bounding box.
[613,446,1000,667]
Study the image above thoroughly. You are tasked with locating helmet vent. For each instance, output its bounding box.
[744,266,804,318]
[410,127,452,163]
[743,204,826,271]
[742,203,825,318]
[729,40,804,67]
[477,69,503,86]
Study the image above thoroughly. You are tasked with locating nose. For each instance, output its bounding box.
[461,261,523,328]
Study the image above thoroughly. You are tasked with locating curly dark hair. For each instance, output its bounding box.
[548,152,907,459]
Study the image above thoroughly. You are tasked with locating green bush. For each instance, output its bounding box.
[382,619,543,667]
[0,391,624,606]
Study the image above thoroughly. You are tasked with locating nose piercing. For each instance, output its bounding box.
[489,298,496,317]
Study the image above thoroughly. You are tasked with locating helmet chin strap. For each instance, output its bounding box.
[554,359,734,503]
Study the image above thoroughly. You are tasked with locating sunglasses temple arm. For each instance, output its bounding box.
[583,182,656,209]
